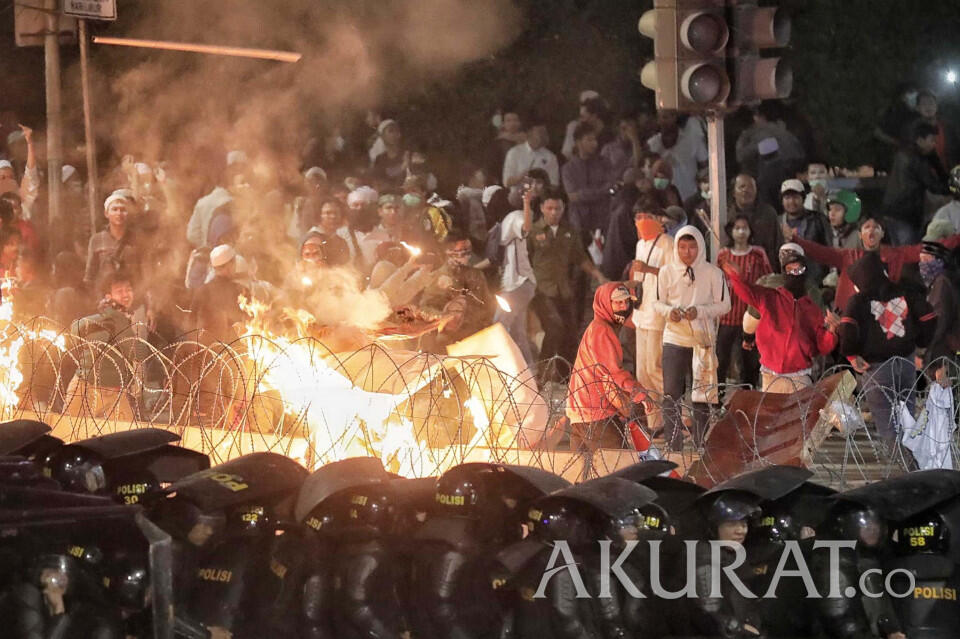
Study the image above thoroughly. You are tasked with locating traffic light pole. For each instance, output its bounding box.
[43,0,63,256]
[706,112,726,263]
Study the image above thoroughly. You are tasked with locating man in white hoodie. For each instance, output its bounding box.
[655,225,730,451]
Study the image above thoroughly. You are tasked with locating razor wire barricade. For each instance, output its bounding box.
[1,315,958,487]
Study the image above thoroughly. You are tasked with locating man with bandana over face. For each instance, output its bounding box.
[722,245,840,393]
[918,241,960,381]
[567,282,649,451]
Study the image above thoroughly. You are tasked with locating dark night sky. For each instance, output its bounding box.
[4,0,960,168]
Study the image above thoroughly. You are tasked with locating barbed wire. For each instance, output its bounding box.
[2,316,956,487]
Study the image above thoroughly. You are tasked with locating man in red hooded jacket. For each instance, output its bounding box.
[567,281,649,450]
[722,248,841,393]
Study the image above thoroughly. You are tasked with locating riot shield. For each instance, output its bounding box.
[0,419,51,455]
[701,465,813,501]
[608,459,679,484]
[170,452,308,514]
[837,469,960,521]
[538,476,658,523]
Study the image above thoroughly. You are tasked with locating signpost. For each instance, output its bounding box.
[62,0,117,21]
[64,0,117,245]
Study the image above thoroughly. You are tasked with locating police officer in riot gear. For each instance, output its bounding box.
[887,499,960,638]
[684,490,765,639]
[44,428,208,507]
[498,475,661,639]
[295,456,406,639]
[156,452,307,639]
[682,465,819,639]
[409,463,570,639]
[816,469,960,639]
[607,501,674,639]
[745,480,835,637]
[811,500,903,639]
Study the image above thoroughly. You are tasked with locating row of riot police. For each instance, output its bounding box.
[2,418,959,639]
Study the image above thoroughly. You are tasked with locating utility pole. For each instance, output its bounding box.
[706,113,726,262]
[43,0,63,256]
[79,19,100,237]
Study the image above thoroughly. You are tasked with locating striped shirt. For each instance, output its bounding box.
[717,246,773,326]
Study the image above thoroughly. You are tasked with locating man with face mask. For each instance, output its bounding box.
[804,161,831,214]
[418,229,493,352]
[918,241,960,382]
[730,173,783,269]
[631,197,672,434]
[722,246,840,393]
[567,282,649,451]
[683,168,712,232]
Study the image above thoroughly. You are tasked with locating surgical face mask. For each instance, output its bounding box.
[809,178,828,192]
[700,189,711,201]
[402,194,423,208]
[653,177,669,190]
[491,112,503,129]
[904,91,919,108]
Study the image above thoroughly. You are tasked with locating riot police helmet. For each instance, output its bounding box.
[225,503,273,536]
[529,501,596,547]
[433,470,485,519]
[108,553,150,611]
[703,491,761,525]
[832,504,887,548]
[157,497,226,547]
[750,507,802,544]
[51,448,107,494]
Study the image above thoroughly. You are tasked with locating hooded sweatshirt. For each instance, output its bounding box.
[839,251,937,362]
[654,226,730,348]
[727,265,837,375]
[567,282,644,424]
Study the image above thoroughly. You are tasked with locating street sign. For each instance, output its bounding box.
[63,0,117,21]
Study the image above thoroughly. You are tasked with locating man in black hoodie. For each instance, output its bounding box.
[839,251,937,452]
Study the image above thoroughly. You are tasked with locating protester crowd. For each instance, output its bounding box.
[1,86,960,457]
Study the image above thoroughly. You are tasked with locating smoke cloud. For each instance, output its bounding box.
[97,0,522,187]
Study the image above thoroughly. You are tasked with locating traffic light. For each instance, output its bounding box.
[729,0,792,104]
[639,0,730,111]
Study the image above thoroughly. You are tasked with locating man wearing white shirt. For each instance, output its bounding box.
[502,123,560,187]
[494,188,537,365]
[646,110,708,201]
